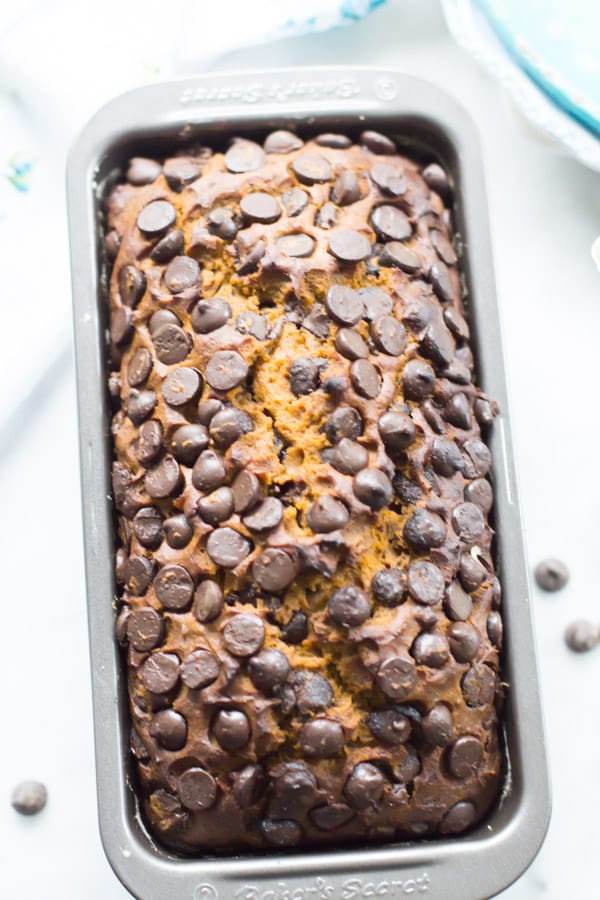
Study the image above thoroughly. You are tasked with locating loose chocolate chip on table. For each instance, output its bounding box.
[141,652,180,694]
[367,708,412,745]
[330,438,368,475]
[407,561,445,605]
[261,819,303,847]
[370,315,407,356]
[153,324,192,365]
[534,558,569,592]
[440,801,477,835]
[445,580,474,621]
[564,620,599,653]
[378,411,415,451]
[325,285,363,325]
[243,497,283,532]
[307,496,349,533]
[232,764,267,808]
[170,424,209,466]
[310,803,354,831]
[430,437,464,477]
[360,130,396,154]
[111,307,133,346]
[325,406,363,443]
[213,709,251,751]
[149,709,188,750]
[145,456,182,499]
[193,580,224,623]
[448,736,483,779]
[127,156,161,185]
[206,528,251,569]
[149,308,180,334]
[451,502,485,544]
[372,568,405,607]
[11,781,47,816]
[353,468,393,511]
[329,229,372,263]
[154,564,194,611]
[422,704,453,746]
[275,233,315,257]
[132,507,163,550]
[281,188,308,217]
[178,768,217,812]
[370,162,406,196]
[224,139,265,173]
[403,509,446,552]
[161,368,203,407]
[192,450,227,492]
[240,192,281,224]
[411,632,450,667]
[344,763,386,809]
[253,548,298,592]
[292,153,332,184]
[281,610,308,644]
[248,649,290,692]
[350,359,381,398]
[125,555,155,595]
[197,486,235,526]
[264,130,303,153]
[181,649,221,689]
[376,656,417,700]
[335,328,369,360]
[127,607,164,652]
[447,622,480,662]
[371,205,412,242]
[207,208,239,240]
[223,613,265,657]
[331,170,362,206]
[151,229,185,263]
[119,265,146,308]
[464,478,493,515]
[205,350,248,391]
[461,664,496,708]
[403,359,435,401]
[422,163,452,200]
[380,241,420,273]
[128,347,153,387]
[300,718,345,757]
[127,389,157,425]
[329,586,372,627]
[137,200,176,236]
[289,357,320,395]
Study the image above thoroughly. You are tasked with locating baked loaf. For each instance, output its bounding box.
[106,128,503,854]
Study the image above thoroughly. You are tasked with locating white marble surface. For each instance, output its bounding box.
[2,1,600,897]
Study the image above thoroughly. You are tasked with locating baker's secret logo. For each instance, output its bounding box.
[179,77,362,106]
[230,872,431,899]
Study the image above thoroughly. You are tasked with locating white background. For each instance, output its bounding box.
[2,1,599,897]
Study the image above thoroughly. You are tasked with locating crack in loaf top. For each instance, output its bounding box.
[106,127,503,853]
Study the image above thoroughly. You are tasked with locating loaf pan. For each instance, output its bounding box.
[67,67,550,900]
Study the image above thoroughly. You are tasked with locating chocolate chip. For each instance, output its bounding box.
[213,709,250,751]
[236,311,267,341]
[367,708,412,745]
[127,607,164,652]
[180,649,220,690]
[292,153,331,185]
[380,240,420,273]
[325,285,363,325]
[353,468,392,510]
[403,509,446,552]
[137,200,177,236]
[276,233,315,257]
[335,328,368,361]
[443,307,470,342]
[141,652,180,694]
[239,191,281,224]
[474,397,497,427]
[198,398,224,425]
[315,202,338,229]
[307,496,349,533]
[149,308,180,334]
[248,649,290,692]
[115,606,130,644]
[207,208,239,240]
[300,719,344,757]
[443,393,472,430]
[403,359,435,401]
[448,622,480,662]
[407,561,445,605]
[378,411,415,451]
[128,348,153,387]
[11,781,47,816]
[371,315,407,356]
[224,139,265,173]
[422,321,456,367]
[222,613,265,658]
[411,631,450,667]
[361,130,396,154]
[232,764,267,808]
[289,357,320,396]
[132,507,163,550]
[431,229,457,265]
[177,767,217,813]
[197,487,235,526]
[422,704,453,746]
[310,803,354,831]
[430,262,456,304]
[154,564,194,611]
[423,163,451,200]
[110,307,133,345]
[193,580,224,623]
[118,265,146,308]
[205,350,248,392]
[331,170,362,206]
[315,132,352,148]
[151,229,185,263]
[291,672,334,714]
[461,664,495,708]
[206,528,251,569]
[281,610,308,644]
[370,163,406,196]
[534,558,569,592]
[261,819,302,847]
[329,586,371,627]
[127,156,161,185]
[440,800,477,835]
[344,763,386,810]
[231,470,262,513]
[164,256,199,294]
[329,229,371,263]
[149,709,187,750]
[161,515,192,550]
[462,440,492,478]
[350,360,381,399]
[444,581,473,622]
[486,611,503,647]
[358,288,392,322]
[127,389,157,425]
[376,656,417,700]
[372,568,405,607]
[242,497,283,532]
[209,408,251,449]
[448,736,483,779]
[125,555,156,595]
[330,438,368,475]
[153,324,192,365]
[253,548,298,592]
[238,239,266,275]
[169,424,209,466]
[192,450,227,491]
[451,502,485,544]
[371,205,412,242]
[161,368,202,408]
[264,130,303,153]
[564,620,599,653]
[393,473,423,505]
[105,230,120,260]
[145,455,182,499]
[281,188,309,217]
[430,437,464,477]
[325,406,362,443]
